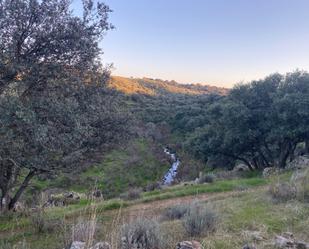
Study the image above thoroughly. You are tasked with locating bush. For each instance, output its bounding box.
[144,182,161,192]
[182,203,217,236]
[30,210,58,234]
[120,188,142,201]
[161,204,190,221]
[120,218,164,249]
[72,218,97,245]
[268,182,297,202]
[293,169,309,202]
[198,174,215,184]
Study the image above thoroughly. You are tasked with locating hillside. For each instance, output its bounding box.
[109,76,229,96]
[1,169,308,249]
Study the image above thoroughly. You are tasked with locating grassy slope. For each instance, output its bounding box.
[1,171,308,249]
[109,76,229,96]
[1,174,297,249]
[28,138,170,199]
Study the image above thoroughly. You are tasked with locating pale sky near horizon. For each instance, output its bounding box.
[72,0,309,87]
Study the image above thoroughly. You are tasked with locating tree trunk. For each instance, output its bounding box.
[239,158,254,171]
[8,169,36,210]
[277,140,292,169]
[305,139,309,154]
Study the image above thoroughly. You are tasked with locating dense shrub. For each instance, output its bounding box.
[182,203,217,236]
[292,169,309,202]
[120,218,164,249]
[144,182,162,192]
[269,169,309,203]
[215,170,238,180]
[161,204,190,221]
[120,188,142,201]
[71,217,97,245]
[269,183,297,202]
[30,210,58,234]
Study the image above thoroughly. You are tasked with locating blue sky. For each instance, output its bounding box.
[72,0,309,87]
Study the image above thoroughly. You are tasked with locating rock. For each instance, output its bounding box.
[242,230,264,241]
[263,167,279,178]
[233,163,249,172]
[176,241,202,249]
[91,190,104,199]
[286,156,309,170]
[89,242,111,249]
[275,235,294,248]
[295,241,309,249]
[282,232,294,239]
[44,191,82,207]
[13,201,25,212]
[242,244,257,249]
[70,241,86,249]
[64,191,81,200]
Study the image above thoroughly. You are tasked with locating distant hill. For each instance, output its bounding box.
[109,76,229,95]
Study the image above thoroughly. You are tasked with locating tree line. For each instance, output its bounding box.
[186,71,309,170]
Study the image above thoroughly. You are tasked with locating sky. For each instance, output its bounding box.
[72,0,309,87]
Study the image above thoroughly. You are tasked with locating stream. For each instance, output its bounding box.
[162,147,180,185]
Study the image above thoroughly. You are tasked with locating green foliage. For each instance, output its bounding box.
[187,71,309,170]
[97,139,169,198]
[0,0,132,210]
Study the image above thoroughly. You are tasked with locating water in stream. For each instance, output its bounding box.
[162,147,180,185]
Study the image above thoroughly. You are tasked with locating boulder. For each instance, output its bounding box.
[44,191,82,207]
[286,156,309,170]
[263,167,279,178]
[13,201,26,212]
[176,241,202,249]
[89,242,111,249]
[270,233,309,249]
[69,241,111,249]
[242,230,264,241]
[233,164,249,172]
[70,241,86,249]
[275,235,294,248]
[242,244,257,249]
[91,190,103,199]
[295,241,309,249]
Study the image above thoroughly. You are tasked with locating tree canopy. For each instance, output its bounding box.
[0,0,130,211]
[187,71,309,170]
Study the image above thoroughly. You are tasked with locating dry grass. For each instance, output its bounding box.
[1,174,309,249]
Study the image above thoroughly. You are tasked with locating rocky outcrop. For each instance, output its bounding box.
[273,233,309,249]
[70,241,85,249]
[69,241,111,249]
[242,244,257,249]
[233,164,250,172]
[286,156,309,170]
[263,167,279,178]
[89,242,111,249]
[43,191,82,207]
[241,230,264,241]
[176,241,202,249]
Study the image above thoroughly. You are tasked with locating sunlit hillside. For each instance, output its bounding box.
[109,76,229,95]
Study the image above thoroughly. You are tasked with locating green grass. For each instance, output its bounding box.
[0,176,266,234]
[141,177,267,202]
[26,138,170,199]
[2,171,308,249]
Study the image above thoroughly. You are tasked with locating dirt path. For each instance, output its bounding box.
[108,187,266,222]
